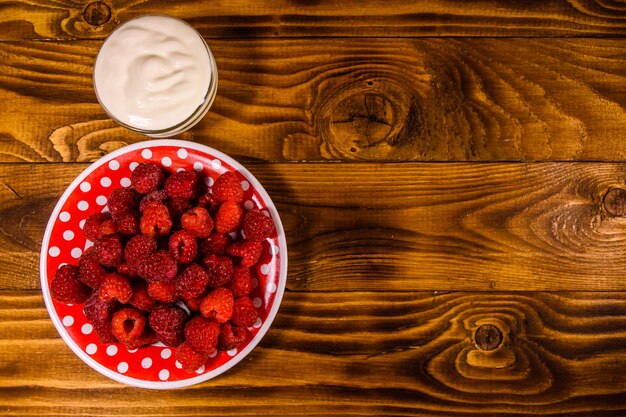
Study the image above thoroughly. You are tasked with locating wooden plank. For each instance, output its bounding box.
[2,290,626,415]
[1,38,626,163]
[2,0,626,40]
[3,162,626,292]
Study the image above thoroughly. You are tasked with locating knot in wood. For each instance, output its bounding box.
[603,188,626,217]
[83,2,111,27]
[474,324,503,351]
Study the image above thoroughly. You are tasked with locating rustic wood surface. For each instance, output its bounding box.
[1,0,626,415]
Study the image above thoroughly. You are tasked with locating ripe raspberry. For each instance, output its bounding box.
[168,230,198,264]
[111,307,146,342]
[181,207,213,238]
[226,240,262,267]
[94,234,124,267]
[83,213,116,241]
[214,201,243,233]
[176,341,208,372]
[140,203,172,238]
[97,273,132,304]
[229,267,253,298]
[184,316,220,355]
[165,170,199,199]
[140,190,167,212]
[176,263,210,300]
[147,280,178,303]
[231,296,259,328]
[83,293,115,324]
[212,172,243,203]
[167,196,192,220]
[124,235,157,267]
[129,279,156,311]
[219,323,248,351]
[78,249,106,288]
[183,295,203,312]
[149,304,187,347]
[50,265,90,304]
[139,250,177,282]
[243,209,275,242]
[116,263,137,277]
[107,188,140,218]
[114,212,139,236]
[131,162,165,194]
[123,328,157,350]
[196,192,216,211]
[203,254,234,287]
[200,287,234,323]
[199,233,231,255]
[93,321,116,344]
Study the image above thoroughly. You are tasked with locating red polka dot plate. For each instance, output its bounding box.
[40,140,287,389]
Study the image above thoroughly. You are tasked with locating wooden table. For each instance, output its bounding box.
[2,1,626,415]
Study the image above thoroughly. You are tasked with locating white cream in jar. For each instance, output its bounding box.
[94,15,216,135]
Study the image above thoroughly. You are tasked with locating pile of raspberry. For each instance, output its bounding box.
[50,162,275,372]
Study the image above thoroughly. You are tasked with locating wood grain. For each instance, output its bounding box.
[2,38,626,163]
[2,290,626,415]
[3,0,626,40]
[3,162,626,292]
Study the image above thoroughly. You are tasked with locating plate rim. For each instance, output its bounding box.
[39,139,288,389]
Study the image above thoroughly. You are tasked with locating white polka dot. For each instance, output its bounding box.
[108,160,120,170]
[193,162,203,172]
[127,348,138,353]
[252,278,258,289]
[79,220,86,229]
[253,317,262,329]
[81,323,93,335]
[84,240,94,250]
[208,350,218,358]
[117,362,129,374]
[63,230,74,241]
[59,212,71,222]
[159,369,169,381]
[71,248,82,259]
[160,348,172,359]
[96,195,107,206]
[244,200,254,211]
[176,168,185,173]
[48,246,60,257]
[228,231,239,240]
[253,297,262,308]
[175,360,183,369]
[129,162,139,171]
[241,180,250,191]
[101,207,110,214]
[195,365,205,374]
[141,149,152,159]
[141,357,152,369]
[269,244,279,256]
[106,345,118,356]
[86,343,97,355]
[120,178,131,187]
[204,176,214,187]
[100,177,112,187]
[161,157,172,167]
[211,159,221,170]
[77,201,89,211]
[177,148,188,159]
[260,264,270,275]
[62,315,74,327]
[59,263,68,267]
[79,182,91,192]
[267,282,277,293]
[262,210,270,217]
[227,348,237,357]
